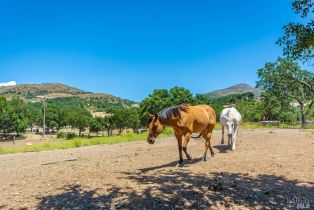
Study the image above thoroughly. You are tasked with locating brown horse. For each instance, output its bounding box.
[147,103,216,166]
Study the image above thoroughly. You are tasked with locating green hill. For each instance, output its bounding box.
[0,83,137,111]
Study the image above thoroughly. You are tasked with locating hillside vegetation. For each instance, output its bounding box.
[0,83,137,113]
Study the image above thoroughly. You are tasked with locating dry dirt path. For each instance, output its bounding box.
[0,129,313,209]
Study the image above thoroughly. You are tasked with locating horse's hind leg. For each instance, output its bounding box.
[182,133,192,161]
[202,124,215,161]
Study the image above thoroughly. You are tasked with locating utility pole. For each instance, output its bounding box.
[43,99,46,139]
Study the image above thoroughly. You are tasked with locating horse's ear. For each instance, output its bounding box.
[148,114,154,118]
[155,113,159,119]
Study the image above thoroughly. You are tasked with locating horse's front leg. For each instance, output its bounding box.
[182,133,192,161]
[221,125,224,144]
[174,132,183,166]
[231,125,239,150]
[228,134,232,146]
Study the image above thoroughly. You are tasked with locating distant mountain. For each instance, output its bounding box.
[0,83,136,107]
[0,83,87,96]
[206,83,262,98]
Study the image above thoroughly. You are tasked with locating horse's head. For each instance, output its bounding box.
[146,114,164,144]
[225,117,235,136]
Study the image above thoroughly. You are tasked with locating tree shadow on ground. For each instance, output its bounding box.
[37,169,313,209]
[0,134,25,142]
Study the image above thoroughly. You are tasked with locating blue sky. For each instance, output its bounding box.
[0,0,298,101]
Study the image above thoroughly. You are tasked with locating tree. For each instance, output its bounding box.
[257,58,314,127]
[45,104,59,132]
[0,97,13,137]
[140,89,172,124]
[8,97,28,136]
[277,0,314,62]
[102,115,115,136]
[169,86,194,105]
[236,100,263,122]
[111,109,128,134]
[259,91,283,121]
[125,108,141,132]
[88,117,102,136]
[140,87,194,125]
[193,94,211,105]
[140,89,172,114]
[45,104,68,132]
[67,107,92,136]
[26,105,42,132]
[259,84,300,123]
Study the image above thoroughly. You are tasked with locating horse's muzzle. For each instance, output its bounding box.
[147,137,155,144]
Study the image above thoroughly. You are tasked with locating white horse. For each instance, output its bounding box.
[220,107,242,150]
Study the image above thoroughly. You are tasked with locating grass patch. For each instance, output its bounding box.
[0,127,174,155]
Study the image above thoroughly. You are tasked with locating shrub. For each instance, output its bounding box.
[66,132,77,139]
[57,131,66,139]
[73,139,82,147]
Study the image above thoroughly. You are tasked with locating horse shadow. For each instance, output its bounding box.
[214,144,231,153]
[139,157,204,173]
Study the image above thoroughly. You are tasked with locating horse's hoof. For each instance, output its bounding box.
[202,157,207,162]
[176,159,184,167]
[187,156,193,161]
[176,163,184,167]
[211,152,215,157]
[221,140,224,144]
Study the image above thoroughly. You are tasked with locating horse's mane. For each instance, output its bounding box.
[158,103,190,121]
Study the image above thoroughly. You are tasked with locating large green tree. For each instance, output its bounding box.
[140,89,172,116]
[169,86,194,105]
[277,0,314,62]
[257,58,314,126]
[140,86,194,124]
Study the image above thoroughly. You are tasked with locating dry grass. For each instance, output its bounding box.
[0,127,173,155]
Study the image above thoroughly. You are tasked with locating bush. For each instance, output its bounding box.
[73,139,83,147]
[56,131,66,139]
[66,132,77,139]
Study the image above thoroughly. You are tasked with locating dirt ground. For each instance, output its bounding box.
[0,129,313,210]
